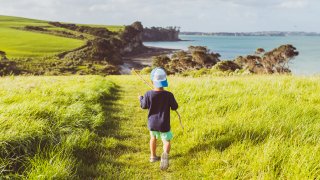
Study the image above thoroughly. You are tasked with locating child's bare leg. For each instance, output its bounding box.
[162,140,171,154]
[150,136,157,157]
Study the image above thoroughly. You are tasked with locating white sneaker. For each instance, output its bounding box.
[160,152,169,170]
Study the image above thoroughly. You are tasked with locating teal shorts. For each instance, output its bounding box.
[150,131,173,141]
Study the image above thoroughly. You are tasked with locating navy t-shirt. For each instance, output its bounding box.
[140,90,178,132]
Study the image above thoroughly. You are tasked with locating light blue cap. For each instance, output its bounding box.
[150,67,168,88]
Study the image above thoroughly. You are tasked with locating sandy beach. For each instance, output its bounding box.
[120,46,178,74]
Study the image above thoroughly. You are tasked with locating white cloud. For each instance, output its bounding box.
[0,0,318,32]
[220,0,309,8]
[278,0,309,8]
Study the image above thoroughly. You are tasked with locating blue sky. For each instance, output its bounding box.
[0,0,319,32]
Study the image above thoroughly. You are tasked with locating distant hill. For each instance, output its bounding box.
[180,31,320,36]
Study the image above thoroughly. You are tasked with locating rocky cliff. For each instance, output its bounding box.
[120,21,146,55]
[142,27,180,41]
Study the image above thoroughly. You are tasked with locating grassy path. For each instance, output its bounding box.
[100,76,178,179]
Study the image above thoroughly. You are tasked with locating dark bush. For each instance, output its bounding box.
[214,61,241,72]
[0,50,7,60]
[152,55,171,69]
[48,22,114,38]
[101,65,120,75]
[24,26,47,31]
[0,60,21,75]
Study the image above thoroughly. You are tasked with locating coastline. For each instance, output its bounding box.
[120,46,179,74]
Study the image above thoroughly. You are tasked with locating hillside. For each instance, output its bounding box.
[0,15,123,58]
[0,15,142,75]
[1,75,320,179]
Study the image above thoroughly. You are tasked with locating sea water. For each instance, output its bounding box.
[144,35,320,75]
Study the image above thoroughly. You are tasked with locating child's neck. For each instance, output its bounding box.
[153,87,164,91]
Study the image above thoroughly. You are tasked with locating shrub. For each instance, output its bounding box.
[152,55,171,69]
[24,26,47,31]
[0,60,21,75]
[214,61,241,72]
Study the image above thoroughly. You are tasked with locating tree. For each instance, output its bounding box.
[188,46,220,68]
[235,55,260,72]
[141,26,180,41]
[235,45,299,74]
[263,44,299,73]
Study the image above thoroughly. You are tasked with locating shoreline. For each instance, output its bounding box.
[120,46,179,74]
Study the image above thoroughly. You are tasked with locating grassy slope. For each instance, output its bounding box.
[1,75,320,179]
[0,15,84,58]
[0,15,123,58]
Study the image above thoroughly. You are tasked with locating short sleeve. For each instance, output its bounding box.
[140,92,150,109]
[170,93,178,110]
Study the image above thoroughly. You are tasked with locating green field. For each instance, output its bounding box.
[0,16,84,58]
[0,15,123,58]
[1,75,320,179]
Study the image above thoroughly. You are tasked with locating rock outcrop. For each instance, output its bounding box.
[142,27,180,41]
[120,21,146,55]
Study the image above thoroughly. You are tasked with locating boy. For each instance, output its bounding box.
[139,67,178,170]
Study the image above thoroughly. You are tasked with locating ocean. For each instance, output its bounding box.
[144,35,320,75]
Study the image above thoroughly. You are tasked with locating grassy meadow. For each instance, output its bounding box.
[1,75,320,179]
[0,15,123,58]
[0,16,84,58]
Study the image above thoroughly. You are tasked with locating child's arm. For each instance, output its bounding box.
[170,94,178,110]
[139,93,149,109]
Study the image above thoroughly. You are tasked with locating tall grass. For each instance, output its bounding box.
[0,76,116,178]
[101,75,320,179]
[167,75,320,179]
[1,75,320,179]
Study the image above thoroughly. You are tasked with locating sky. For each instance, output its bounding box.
[0,0,319,32]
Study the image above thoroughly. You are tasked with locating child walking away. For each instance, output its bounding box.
[139,67,178,171]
